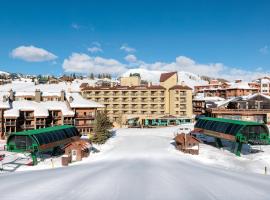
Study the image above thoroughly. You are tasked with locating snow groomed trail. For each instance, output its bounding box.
[1,127,270,200]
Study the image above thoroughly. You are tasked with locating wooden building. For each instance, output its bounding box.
[174,133,200,155]
[208,93,270,124]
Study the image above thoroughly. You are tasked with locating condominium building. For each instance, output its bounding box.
[81,72,193,123]
[207,93,270,124]
[195,80,259,99]
[0,89,104,138]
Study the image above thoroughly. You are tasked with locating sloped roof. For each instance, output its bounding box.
[159,72,177,82]
[199,117,263,126]
[169,85,192,90]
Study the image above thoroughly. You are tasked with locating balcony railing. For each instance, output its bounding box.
[36,121,46,125]
[76,114,95,118]
[63,120,74,124]
[211,108,270,114]
[5,122,16,126]
[25,115,34,119]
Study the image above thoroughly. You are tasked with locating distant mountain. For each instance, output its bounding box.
[0,71,10,75]
[121,68,208,89]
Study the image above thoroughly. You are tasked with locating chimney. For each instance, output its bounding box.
[148,82,152,87]
[110,82,114,87]
[9,89,14,101]
[181,81,185,86]
[35,89,41,102]
[61,90,65,102]
[69,96,74,103]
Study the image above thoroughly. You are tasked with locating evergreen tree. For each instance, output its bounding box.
[92,110,113,144]
[89,73,94,80]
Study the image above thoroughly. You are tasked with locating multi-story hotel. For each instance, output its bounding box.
[81,72,193,123]
[0,88,104,139]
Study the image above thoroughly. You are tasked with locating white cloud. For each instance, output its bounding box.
[62,53,126,75]
[11,45,57,62]
[62,54,267,81]
[259,45,268,54]
[120,44,136,53]
[124,54,137,63]
[139,56,267,81]
[87,46,103,53]
[87,42,103,53]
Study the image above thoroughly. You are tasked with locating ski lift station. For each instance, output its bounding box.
[194,117,270,156]
[6,125,80,165]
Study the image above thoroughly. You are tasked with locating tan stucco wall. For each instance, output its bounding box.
[160,73,178,114]
[120,76,141,86]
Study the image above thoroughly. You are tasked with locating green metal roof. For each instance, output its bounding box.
[200,117,264,126]
[11,125,75,136]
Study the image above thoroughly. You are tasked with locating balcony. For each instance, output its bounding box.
[21,124,35,129]
[52,114,62,119]
[63,120,74,125]
[25,115,34,120]
[5,121,16,126]
[75,123,94,127]
[36,121,46,125]
[76,114,95,119]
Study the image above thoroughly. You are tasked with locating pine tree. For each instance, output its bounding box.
[92,111,113,144]
[89,73,94,80]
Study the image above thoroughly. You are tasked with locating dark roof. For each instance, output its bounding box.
[169,85,192,90]
[80,83,89,88]
[82,85,165,91]
[160,115,177,119]
[160,72,177,82]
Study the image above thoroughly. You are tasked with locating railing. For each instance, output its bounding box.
[76,114,95,118]
[211,108,270,113]
[63,120,74,124]
[36,121,46,125]
[5,122,16,126]
[25,115,34,119]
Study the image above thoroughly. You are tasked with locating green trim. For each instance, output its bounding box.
[10,125,74,136]
[200,117,264,126]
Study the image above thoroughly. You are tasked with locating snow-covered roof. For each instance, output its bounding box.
[193,94,225,102]
[241,93,270,101]
[4,100,75,117]
[228,82,253,90]
[67,93,104,108]
[260,78,270,84]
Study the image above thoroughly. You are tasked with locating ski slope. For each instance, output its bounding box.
[1,127,270,200]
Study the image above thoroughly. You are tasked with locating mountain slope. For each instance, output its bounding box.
[121,68,207,89]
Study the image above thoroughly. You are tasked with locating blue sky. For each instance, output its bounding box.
[0,0,270,80]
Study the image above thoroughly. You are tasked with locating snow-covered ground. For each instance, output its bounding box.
[1,127,270,200]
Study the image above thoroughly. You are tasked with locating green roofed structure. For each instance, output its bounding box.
[194,117,270,156]
[6,125,80,165]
